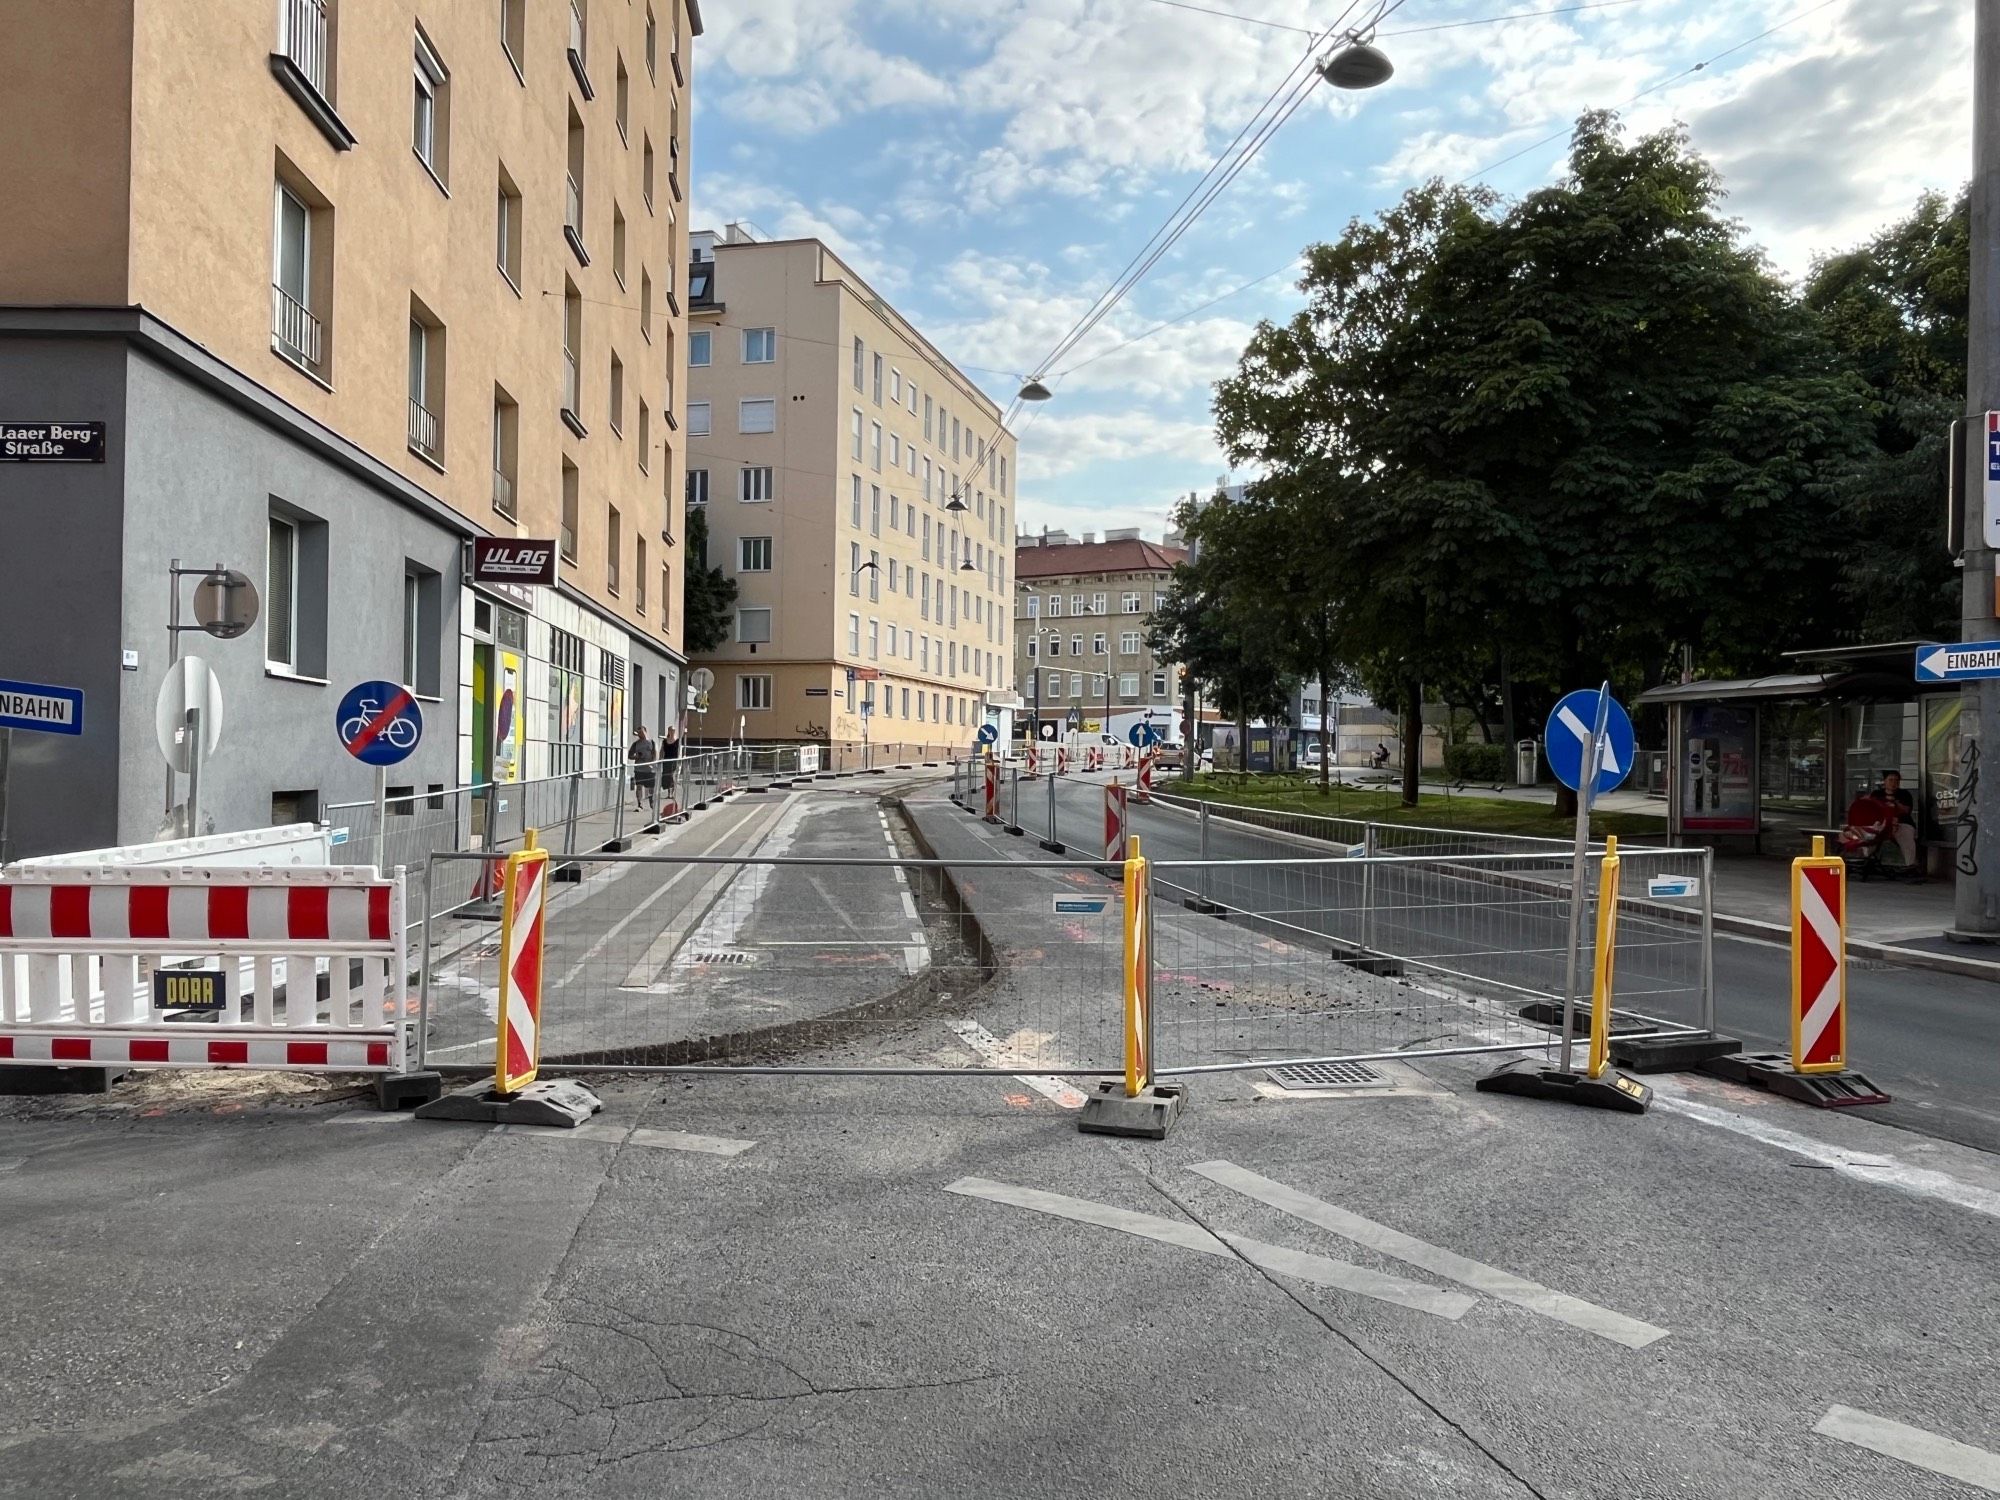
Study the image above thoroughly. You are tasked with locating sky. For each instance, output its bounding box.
[690,0,1973,543]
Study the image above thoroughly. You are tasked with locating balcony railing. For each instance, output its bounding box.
[565,173,583,236]
[493,470,515,518]
[271,284,322,367]
[408,397,440,458]
[280,0,329,97]
[562,349,581,415]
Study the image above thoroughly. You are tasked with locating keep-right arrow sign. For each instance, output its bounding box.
[1915,641,2000,682]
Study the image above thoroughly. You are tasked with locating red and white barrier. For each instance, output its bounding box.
[1024,745,1041,779]
[1792,851,1845,1074]
[1135,749,1156,803]
[983,759,1001,821]
[1105,782,1129,862]
[496,844,550,1094]
[1057,747,1071,777]
[0,866,413,1079]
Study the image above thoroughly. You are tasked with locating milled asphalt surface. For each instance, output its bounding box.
[1011,769,2000,1155]
[4,766,1997,1497]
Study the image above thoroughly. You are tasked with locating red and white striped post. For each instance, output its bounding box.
[1024,744,1040,779]
[1135,748,1157,803]
[1057,746,1071,778]
[1104,782,1129,862]
[1791,837,1846,1075]
[495,832,551,1095]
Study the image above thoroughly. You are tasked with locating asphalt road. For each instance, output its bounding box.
[1015,771,2000,1154]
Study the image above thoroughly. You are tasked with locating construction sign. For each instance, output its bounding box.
[495,833,551,1094]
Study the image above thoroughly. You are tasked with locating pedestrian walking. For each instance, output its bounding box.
[628,724,658,813]
[662,724,682,803]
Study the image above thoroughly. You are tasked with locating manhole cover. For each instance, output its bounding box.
[689,950,755,966]
[1267,1060,1386,1090]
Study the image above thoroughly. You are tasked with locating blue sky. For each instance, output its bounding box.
[691,0,1971,542]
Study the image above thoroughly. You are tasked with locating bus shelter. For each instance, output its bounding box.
[1637,644,1968,862]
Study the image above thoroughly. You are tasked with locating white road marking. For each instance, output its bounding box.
[627,1127,759,1157]
[903,945,927,974]
[1815,1406,2000,1492]
[948,1020,1088,1108]
[900,891,920,921]
[1649,1082,2000,1223]
[324,1110,414,1126]
[1189,1161,1667,1349]
[944,1177,1475,1319]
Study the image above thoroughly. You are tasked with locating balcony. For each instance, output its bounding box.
[408,398,441,461]
[270,0,354,149]
[271,284,322,369]
[493,470,515,518]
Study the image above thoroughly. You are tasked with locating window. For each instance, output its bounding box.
[1092,592,1108,614]
[923,395,934,441]
[567,0,589,79]
[407,305,444,461]
[851,409,864,460]
[561,279,584,428]
[686,401,710,435]
[1026,639,1038,659]
[1047,595,1062,617]
[561,459,580,560]
[921,573,930,616]
[271,177,328,374]
[686,467,709,507]
[608,350,624,435]
[495,166,522,287]
[1122,591,1142,614]
[870,422,882,471]
[1025,595,1039,618]
[638,401,650,471]
[1072,594,1085,615]
[267,512,299,669]
[565,105,586,256]
[888,558,900,593]
[740,536,772,571]
[853,336,865,390]
[614,54,629,143]
[1047,673,1063,699]
[868,549,881,600]
[1071,675,1085,699]
[501,0,525,74]
[640,271,652,341]
[847,614,861,655]
[1120,632,1141,656]
[690,330,712,366]
[265,502,327,677]
[870,486,880,536]
[740,399,775,434]
[952,417,961,458]
[872,353,883,404]
[737,608,771,645]
[491,386,518,516]
[888,434,900,467]
[1000,455,1008,496]
[890,369,902,403]
[1046,633,1060,658]
[644,3,656,77]
[740,466,774,502]
[738,674,773,710]
[636,537,648,613]
[412,27,450,185]
[742,327,776,363]
[902,687,911,716]
[642,136,654,211]
[1154,671,1169,697]
[612,205,627,287]
[1119,674,1139,698]
[849,542,862,595]
[606,505,622,593]
[922,514,931,561]
[908,381,918,416]
[850,476,863,527]
[1071,634,1083,656]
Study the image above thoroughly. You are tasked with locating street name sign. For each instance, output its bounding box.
[1544,688,1634,797]
[0,677,84,735]
[1915,642,2000,682]
[1,421,104,462]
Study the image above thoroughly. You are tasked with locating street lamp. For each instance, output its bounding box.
[1017,378,1053,402]
[1319,32,1394,89]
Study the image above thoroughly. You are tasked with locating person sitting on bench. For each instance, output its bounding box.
[1877,770,1917,869]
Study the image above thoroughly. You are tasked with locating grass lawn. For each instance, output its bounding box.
[1157,773,1667,841]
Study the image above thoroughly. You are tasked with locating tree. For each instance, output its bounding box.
[681,507,737,655]
[1804,188,1969,641]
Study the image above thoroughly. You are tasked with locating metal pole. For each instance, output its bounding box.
[372,764,387,874]
[1198,799,1212,909]
[0,727,11,866]
[1362,823,1377,951]
[1700,846,1717,1038]
[1010,763,1020,831]
[485,778,500,851]
[1956,2,2000,939]
[184,704,204,840]
[165,557,180,815]
[1046,762,1058,846]
[563,771,581,857]
[1558,688,1610,1074]
[416,855,434,1071]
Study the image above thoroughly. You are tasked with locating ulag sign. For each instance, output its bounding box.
[471,538,559,587]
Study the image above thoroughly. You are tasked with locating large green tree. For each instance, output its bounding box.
[681,506,737,655]
[1804,188,1969,641]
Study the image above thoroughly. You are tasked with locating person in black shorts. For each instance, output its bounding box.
[628,725,657,812]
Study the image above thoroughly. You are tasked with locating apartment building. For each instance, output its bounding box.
[683,229,1017,756]
[0,0,700,858]
[1013,529,1187,743]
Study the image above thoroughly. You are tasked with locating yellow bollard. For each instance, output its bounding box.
[1586,834,1622,1080]
[1121,834,1150,1097]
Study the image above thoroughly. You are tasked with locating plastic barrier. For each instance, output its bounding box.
[12,823,332,871]
[1057,747,1071,777]
[0,865,425,1101]
[1104,782,1129,862]
[1078,835,1183,1138]
[983,759,1001,822]
[1086,746,1103,773]
[1135,749,1156,803]
[1024,745,1041,779]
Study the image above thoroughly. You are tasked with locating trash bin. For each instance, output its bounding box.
[1516,739,1538,786]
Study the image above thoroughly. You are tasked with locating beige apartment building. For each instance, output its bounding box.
[0,0,699,856]
[683,229,1017,758]
[1013,530,1188,745]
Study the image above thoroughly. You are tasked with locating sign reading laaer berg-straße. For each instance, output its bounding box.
[2,422,105,462]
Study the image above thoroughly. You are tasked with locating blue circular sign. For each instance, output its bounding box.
[976,723,998,745]
[1544,688,1634,797]
[336,680,423,767]
[1128,721,1163,747]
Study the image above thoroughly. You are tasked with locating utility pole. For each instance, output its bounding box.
[1955,0,2000,941]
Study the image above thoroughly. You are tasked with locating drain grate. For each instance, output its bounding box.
[1267,1060,1387,1090]
[689,950,755,966]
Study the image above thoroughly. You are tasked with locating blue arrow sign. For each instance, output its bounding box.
[335,680,423,767]
[1128,721,1162,746]
[1915,642,2000,682]
[0,676,84,736]
[1544,688,1634,797]
[976,723,998,744]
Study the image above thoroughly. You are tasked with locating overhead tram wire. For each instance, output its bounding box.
[1134,0,1643,39]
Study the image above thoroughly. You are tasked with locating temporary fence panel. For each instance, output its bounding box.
[0,865,413,1076]
[417,851,1128,1078]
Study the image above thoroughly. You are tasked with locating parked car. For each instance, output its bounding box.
[1300,742,1327,769]
[1153,743,1185,769]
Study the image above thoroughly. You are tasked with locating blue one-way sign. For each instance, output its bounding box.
[0,677,84,736]
[1915,642,2000,682]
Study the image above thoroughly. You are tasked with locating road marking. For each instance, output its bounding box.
[948,1020,1088,1108]
[623,797,807,987]
[627,1127,759,1157]
[1188,1161,1667,1349]
[900,890,919,921]
[1649,1082,2000,1223]
[1814,1406,2000,1492]
[944,1177,1475,1319]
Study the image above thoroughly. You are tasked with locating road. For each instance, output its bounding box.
[1007,769,2000,1154]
